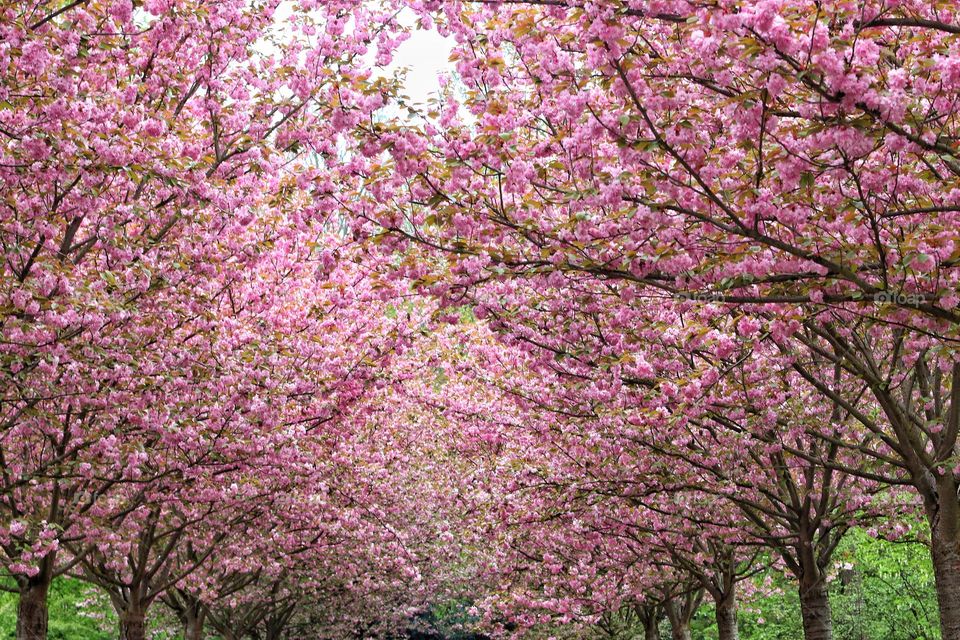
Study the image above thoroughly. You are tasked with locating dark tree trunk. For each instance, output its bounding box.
[664,591,701,640]
[644,617,661,640]
[183,605,206,640]
[668,620,691,640]
[928,473,960,640]
[635,603,662,640]
[16,577,50,640]
[262,604,295,640]
[798,575,833,640]
[715,592,739,640]
[265,619,285,640]
[119,608,147,640]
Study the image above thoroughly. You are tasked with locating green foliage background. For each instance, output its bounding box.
[651,529,939,640]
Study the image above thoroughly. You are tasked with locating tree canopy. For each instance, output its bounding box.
[2,1,960,640]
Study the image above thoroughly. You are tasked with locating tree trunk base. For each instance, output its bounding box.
[716,598,739,640]
[120,612,147,640]
[931,512,960,640]
[16,580,50,640]
[799,578,833,640]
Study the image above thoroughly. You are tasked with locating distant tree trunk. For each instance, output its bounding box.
[715,591,739,640]
[183,602,206,640]
[635,603,662,640]
[16,576,51,640]
[644,617,661,640]
[264,616,286,640]
[664,589,702,640]
[667,618,691,640]
[205,613,247,640]
[261,603,296,640]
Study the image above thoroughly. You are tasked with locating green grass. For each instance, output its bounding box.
[0,578,114,640]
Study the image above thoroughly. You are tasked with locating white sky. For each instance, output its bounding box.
[387,18,455,106]
[268,4,455,113]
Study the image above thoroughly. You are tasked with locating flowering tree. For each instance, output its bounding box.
[0,0,414,637]
[357,1,960,636]
[5,0,960,639]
